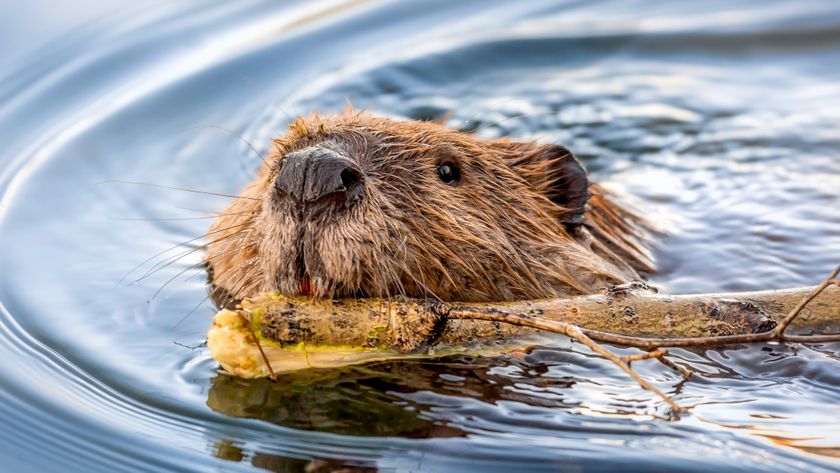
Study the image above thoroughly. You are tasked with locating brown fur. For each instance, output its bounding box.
[205,110,653,304]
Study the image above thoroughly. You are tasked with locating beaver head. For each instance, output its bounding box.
[205,111,652,305]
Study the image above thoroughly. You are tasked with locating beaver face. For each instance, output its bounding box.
[206,111,652,304]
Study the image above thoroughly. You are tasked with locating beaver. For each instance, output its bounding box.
[205,110,653,306]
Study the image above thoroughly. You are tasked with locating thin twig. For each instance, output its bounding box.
[239,312,278,383]
[655,355,694,379]
[622,349,668,363]
[446,308,684,411]
[773,265,840,336]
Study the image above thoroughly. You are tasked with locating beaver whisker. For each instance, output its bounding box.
[399,244,447,303]
[379,223,414,301]
[364,257,391,301]
[212,255,259,288]
[149,240,258,306]
[150,259,212,300]
[371,249,405,300]
[148,235,255,299]
[172,205,261,216]
[184,248,256,287]
[172,292,215,329]
[206,254,260,307]
[132,225,253,285]
[388,247,410,300]
[403,268,441,302]
[114,209,260,223]
[120,222,253,286]
[187,255,268,326]
[188,124,270,167]
[109,213,254,222]
[99,179,261,201]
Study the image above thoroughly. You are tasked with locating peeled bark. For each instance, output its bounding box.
[207,284,840,379]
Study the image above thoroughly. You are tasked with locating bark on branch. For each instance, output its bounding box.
[207,265,840,412]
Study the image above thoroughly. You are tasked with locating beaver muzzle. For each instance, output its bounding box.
[274,145,364,207]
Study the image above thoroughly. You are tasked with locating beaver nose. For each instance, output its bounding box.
[275,145,363,204]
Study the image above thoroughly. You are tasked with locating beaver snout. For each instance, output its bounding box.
[275,145,364,206]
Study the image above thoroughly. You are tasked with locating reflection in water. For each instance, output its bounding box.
[212,438,379,473]
[205,353,589,436]
[207,366,465,438]
[206,352,598,433]
[0,0,839,471]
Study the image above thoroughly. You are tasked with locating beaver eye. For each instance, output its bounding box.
[437,162,460,185]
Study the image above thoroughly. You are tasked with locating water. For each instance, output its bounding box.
[1,1,839,471]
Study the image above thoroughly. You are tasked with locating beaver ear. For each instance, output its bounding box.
[502,143,590,229]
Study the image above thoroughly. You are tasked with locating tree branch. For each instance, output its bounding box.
[207,265,840,413]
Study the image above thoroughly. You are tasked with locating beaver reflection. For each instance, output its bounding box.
[206,354,581,438]
[206,111,652,306]
[207,362,463,439]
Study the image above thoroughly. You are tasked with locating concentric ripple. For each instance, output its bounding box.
[0,1,839,472]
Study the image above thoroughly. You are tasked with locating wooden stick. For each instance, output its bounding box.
[208,265,840,412]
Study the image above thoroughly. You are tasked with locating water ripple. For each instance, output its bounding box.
[0,1,839,471]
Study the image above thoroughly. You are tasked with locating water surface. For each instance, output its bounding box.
[1,1,839,471]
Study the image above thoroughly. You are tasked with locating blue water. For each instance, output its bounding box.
[0,1,839,471]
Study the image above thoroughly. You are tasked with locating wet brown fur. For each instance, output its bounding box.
[205,110,653,304]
